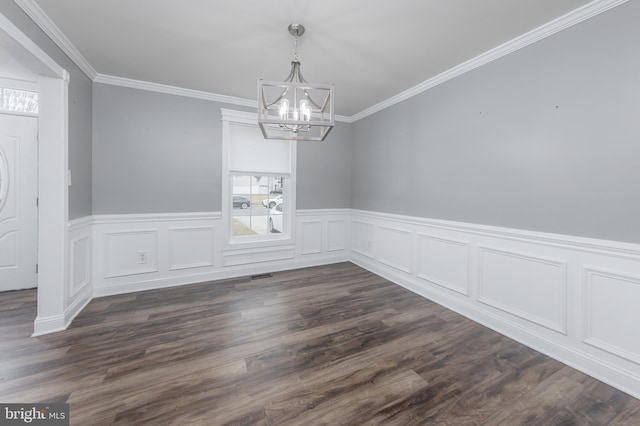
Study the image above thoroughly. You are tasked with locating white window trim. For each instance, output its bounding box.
[221,108,296,250]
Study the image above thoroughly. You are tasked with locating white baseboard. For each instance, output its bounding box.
[349,209,640,400]
[94,253,348,297]
[32,314,66,336]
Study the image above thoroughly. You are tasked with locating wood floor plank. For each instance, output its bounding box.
[1,262,638,425]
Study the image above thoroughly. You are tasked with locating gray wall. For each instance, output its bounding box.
[93,84,352,214]
[0,2,93,220]
[352,1,640,244]
[297,122,352,209]
[93,84,231,214]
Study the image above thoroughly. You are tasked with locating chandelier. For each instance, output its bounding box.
[258,23,334,141]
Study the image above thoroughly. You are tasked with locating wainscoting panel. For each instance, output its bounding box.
[168,226,215,271]
[296,210,350,261]
[65,217,93,332]
[300,221,323,255]
[583,267,640,366]
[417,233,470,296]
[327,219,347,252]
[93,210,349,297]
[377,225,412,274]
[352,220,375,258]
[350,209,640,399]
[478,246,567,334]
[69,235,90,297]
[104,229,159,278]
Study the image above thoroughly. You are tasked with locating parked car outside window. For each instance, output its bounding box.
[268,201,283,233]
[262,194,283,209]
[232,195,251,209]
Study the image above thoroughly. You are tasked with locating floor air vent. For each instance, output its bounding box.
[251,273,273,280]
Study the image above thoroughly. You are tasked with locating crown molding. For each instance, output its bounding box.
[0,11,66,80]
[94,74,258,108]
[94,74,353,123]
[350,0,629,122]
[14,0,97,80]
[14,0,626,123]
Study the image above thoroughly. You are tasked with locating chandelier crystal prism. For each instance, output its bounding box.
[258,23,334,141]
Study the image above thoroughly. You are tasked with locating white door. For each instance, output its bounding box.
[0,114,38,291]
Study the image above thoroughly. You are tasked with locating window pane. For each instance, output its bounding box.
[231,175,285,237]
[1,88,39,114]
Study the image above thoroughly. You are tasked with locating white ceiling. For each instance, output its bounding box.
[30,0,596,116]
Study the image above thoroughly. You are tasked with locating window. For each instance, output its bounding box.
[231,175,285,236]
[0,87,38,114]
[222,109,296,247]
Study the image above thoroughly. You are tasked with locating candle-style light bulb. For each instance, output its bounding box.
[279,99,289,120]
[299,99,311,121]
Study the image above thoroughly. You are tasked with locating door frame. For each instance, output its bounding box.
[1,12,70,335]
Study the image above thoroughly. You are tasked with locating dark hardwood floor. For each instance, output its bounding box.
[1,262,639,425]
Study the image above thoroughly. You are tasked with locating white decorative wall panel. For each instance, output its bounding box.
[583,268,640,365]
[478,246,567,334]
[168,226,215,270]
[70,235,90,297]
[104,229,159,278]
[417,234,470,295]
[352,220,374,257]
[222,245,295,267]
[327,219,347,252]
[377,225,412,274]
[300,221,322,255]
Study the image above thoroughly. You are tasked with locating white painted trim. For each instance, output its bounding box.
[477,245,568,335]
[68,215,93,230]
[168,225,216,271]
[32,284,92,336]
[95,74,256,108]
[416,233,471,296]
[350,0,630,121]
[0,12,67,80]
[13,0,97,80]
[297,208,351,216]
[32,314,66,336]
[103,229,159,278]
[14,0,97,80]
[376,224,413,274]
[69,234,91,297]
[94,253,349,298]
[0,76,38,91]
[93,211,221,224]
[582,266,640,366]
[351,209,640,260]
[300,220,323,255]
[34,76,69,336]
[220,108,257,125]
